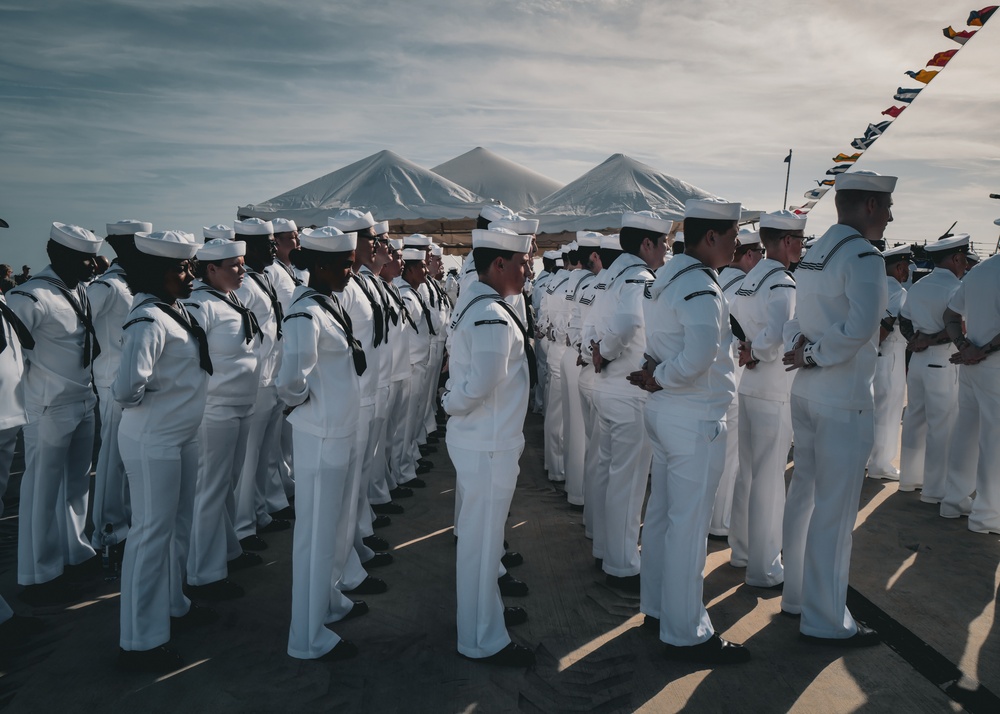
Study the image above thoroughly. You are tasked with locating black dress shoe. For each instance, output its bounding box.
[799,623,880,648]
[643,615,660,631]
[403,477,426,488]
[363,552,394,569]
[363,535,389,551]
[418,445,436,456]
[228,551,264,571]
[372,515,392,529]
[171,603,220,631]
[707,533,729,542]
[503,606,528,627]
[259,518,291,534]
[417,458,434,468]
[65,554,103,578]
[778,609,801,619]
[316,639,359,661]
[606,574,641,594]
[425,435,440,445]
[389,486,413,499]
[118,645,184,673]
[372,502,404,515]
[431,428,446,438]
[466,642,535,667]
[594,557,604,571]
[415,464,432,475]
[18,579,83,607]
[239,534,268,551]
[186,579,244,601]
[568,503,584,512]
[501,551,523,568]
[498,573,529,597]
[663,633,751,665]
[344,576,388,595]
[341,600,369,622]
[270,506,296,520]
[503,540,509,549]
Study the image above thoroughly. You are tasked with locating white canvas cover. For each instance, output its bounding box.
[431,147,564,213]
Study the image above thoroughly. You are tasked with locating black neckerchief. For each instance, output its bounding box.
[33,275,101,367]
[361,266,393,339]
[383,281,417,331]
[275,260,301,286]
[294,289,367,377]
[350,273,385,348]
[246,269,283,340]
[0,300,34,354]
[401,284,436,336]
[137,297,213,374]
[193,286,262,344]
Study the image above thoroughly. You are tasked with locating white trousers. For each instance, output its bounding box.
[560,350,586,506]
[351,404,375,562]
[274,415,295,501]
[0,425,21,516]
[595,391,651,577]
[543,343,566,481]
[709,395,739,536]
[967,364,1000,533]
[368,383,394,505]
[119,430,197,651]
[404,362,429,472]
[423,340,445,436]
[782,395,873,639]
[188,403,253,585]
[899,347,959,500]
[729,395,791,587]
[91,385,130,547]
[287,429,359,659]
[452,444,521,658]
[868,338,906,475]
[641,409,726,646]
[235,385,283,540]
[19,400,96,585]
[387,376,416,487]
[941,366,979,517]
[579,379,601,540]
[533,338,548,414]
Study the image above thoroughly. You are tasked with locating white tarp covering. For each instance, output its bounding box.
[432,147,563,213]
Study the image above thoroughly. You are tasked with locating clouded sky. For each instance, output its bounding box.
[1,0,998,270]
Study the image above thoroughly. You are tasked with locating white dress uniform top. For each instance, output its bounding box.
[183,252,262,587]
[946,255,1000,533]
[383,278,418,490]
[89,220,149,549]
[868,262,908,479]
[531,267,553,413]
[279,278,363,659]
[592,240,660,580]
[7,223,104,586]
[395,269,433,481]
[641,252,736,646]
[710,264,747,537]
[0,293,29,519]
[781,216,888,638]
[443,239,530,659]
[360,263,396,506]
[234,255,287,541]
[898,263,963,501]
[728,258,796,587]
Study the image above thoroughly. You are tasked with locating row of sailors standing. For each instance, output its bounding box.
[525,170,988,665]
[0,213,455,668]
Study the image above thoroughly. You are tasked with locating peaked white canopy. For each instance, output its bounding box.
[431,147,563,213]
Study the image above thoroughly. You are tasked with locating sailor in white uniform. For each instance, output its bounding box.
[278,226,365,662]
[445,226,535,668]
[531,252,558,414]
[8,223,103,605]
[780,170,892,646]
[634,198,748,664]
[710,230,763,539]
[591,212,670,593]
[87,220,149,552]
[563,232,603,510]
[0,291,29,526]
[184,239,261,600]
[898,234,968,502]
[942,251,1000,532]
[580,236,621,550]
[728,211,803,588]
[541,243,576,483]
[232,218,290,551]
[867,244,911,480]
[115,230,213,672]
